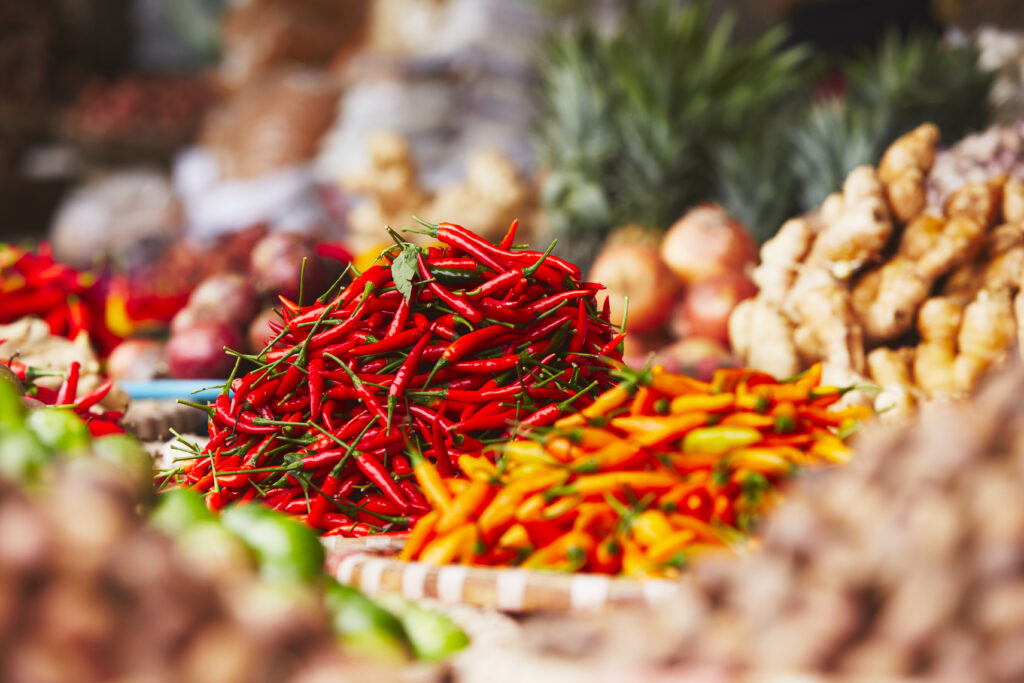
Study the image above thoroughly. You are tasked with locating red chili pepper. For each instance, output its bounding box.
[432,413,456,477]
[359,494,406,517]
[307,358,325,418]
[456,409,517,432]
[439,324,507,366]
[86,419,124,436]
[386,293,411,337]
[478,298,535,324]
[55,361,80,405]
[599,332,627,357]
[467,268,522,299]
[569,300,588,353]
[418,221,507,273]
[275,364,305,399]
[528,289,591,312]
[397,480,431,515]
[356,452,409,510]
[416,253,485,325]
[425,257,479,269]
[392,454,413,476]
[498,219,519,251]
[352,327,421,356]
[450,356,520,374]
[74,380,112,412]
[245,378,281,407]
[387,333,430,422]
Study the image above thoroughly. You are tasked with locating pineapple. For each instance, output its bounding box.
[714,28,995,234]
[534,0,809,269]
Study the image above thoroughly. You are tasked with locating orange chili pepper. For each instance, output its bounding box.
[648,369,711,395]
[399,511,439,561]
[410,449,452,515]
[645,528,698,563]
[719,412,776,429]
[668,393,734,414]
[419,524,476,565]
[521,530,594,570]
[436,479,493,535]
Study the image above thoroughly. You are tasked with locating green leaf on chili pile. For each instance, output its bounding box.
[391,244,420,302]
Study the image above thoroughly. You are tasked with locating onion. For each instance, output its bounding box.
[660,203,757,285]
[166,323,243,379]
[186,273,260,328]
[589,243,680,334]
[106,338,167,381]
[249,232,346,302]
[247,307,281,354]
[673,271,757,345]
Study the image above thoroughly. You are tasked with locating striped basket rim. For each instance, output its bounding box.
[322,536,687,612]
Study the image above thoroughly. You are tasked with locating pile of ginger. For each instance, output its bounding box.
[730,123,1024,420]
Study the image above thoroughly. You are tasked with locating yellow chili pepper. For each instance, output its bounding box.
[682,425,762,454]
[498,523,531,550]
[630,509,674,547]
[458,454,497,481]
[556,382,633,428]
[478,470,566,540]
[419,524,476,565]
[726,448,795,476]
[543,494,582,522]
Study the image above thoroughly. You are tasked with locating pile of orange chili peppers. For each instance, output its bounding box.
[400,363,867,578]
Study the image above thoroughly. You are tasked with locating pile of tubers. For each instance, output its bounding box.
[730,123,1024,419]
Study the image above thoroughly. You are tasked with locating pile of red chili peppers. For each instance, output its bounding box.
[177,221,624,535]
[0,244,122,355]
[2,359,125,436]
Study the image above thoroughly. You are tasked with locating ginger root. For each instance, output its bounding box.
[730,120,1024,418]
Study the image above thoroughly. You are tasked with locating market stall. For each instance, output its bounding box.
[2,0,1024,680]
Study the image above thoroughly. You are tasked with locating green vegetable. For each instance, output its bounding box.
[0,428,55,483]
[175,520,257,575]
[375,594,469,661]
[220,503,325,584]
[324,579,410,661]
[0,364,24,396]
[390,243,420,302]
[0,380,26,430]
[91,434,153,494]
[150,488,215,535]
[26,407,91,453]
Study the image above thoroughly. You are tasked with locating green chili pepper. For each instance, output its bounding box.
[682,426,762,454]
